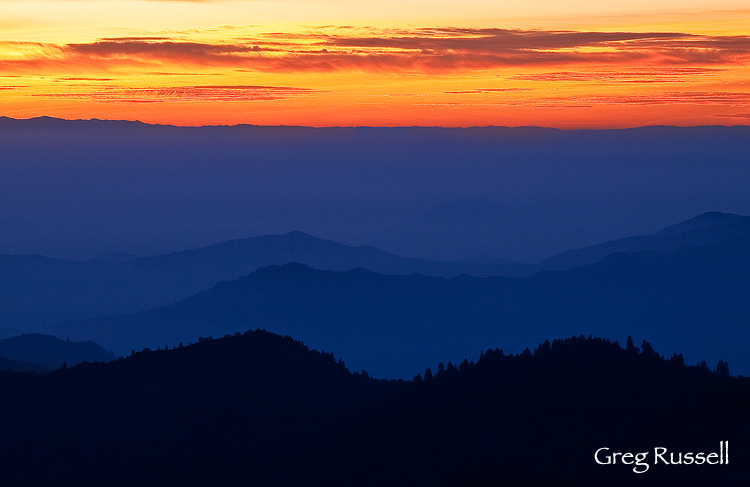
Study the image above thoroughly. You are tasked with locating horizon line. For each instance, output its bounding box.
[2,115,749,131]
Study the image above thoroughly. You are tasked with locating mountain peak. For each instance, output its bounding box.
[655,211,747,236]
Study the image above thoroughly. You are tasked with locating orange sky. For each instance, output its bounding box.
[1,1,749,127]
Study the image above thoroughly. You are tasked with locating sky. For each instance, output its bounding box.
[1,0,749,127]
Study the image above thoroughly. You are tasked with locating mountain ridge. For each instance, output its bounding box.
[3,115,750,132]
[4,116,750,261]
[0,329,746,486]
[46,231,750,378]
[537,211,750,271]
[2,210,749,340]
[0,231,511,333]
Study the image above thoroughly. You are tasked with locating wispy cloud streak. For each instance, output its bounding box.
[32,85,316,103]
[2,27,749,75]
[510,68,724,83]
[501,91,750,108]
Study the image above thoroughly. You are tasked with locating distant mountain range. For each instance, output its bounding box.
[0,330,746,486]
[2,211,747,338]
[0,334,113,369]
[0,231,509,333]
[46,225,750,378]
[3,118,748,486]
[537,211,750,271]
[4,117,750,263]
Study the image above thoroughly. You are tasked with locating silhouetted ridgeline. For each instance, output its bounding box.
[0,330,746,486]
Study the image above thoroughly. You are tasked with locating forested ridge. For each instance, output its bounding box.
[0,330,747,486]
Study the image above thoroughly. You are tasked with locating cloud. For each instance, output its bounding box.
[65,40,259,58]
[590,91,750,105]
[510,68,724,84]
[502,91,750,108]
[98,37,171,42]
[318,27,689,52]
[444,88,532,94]
[713,113,750,119]
[2,28,749,75]
[32,85,316,103]
[54,77,116,81]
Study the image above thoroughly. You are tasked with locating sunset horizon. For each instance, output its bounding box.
[2,0,748,128]
[7,114,750,129]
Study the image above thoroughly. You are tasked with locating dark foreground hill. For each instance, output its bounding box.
[49,233,750,378]
[0,355,50,373]
[0,331,746,487]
